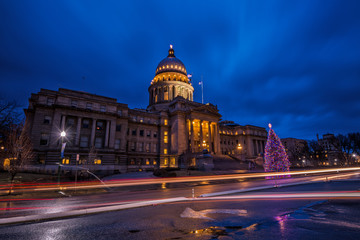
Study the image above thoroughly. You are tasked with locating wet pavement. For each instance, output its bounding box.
[0,181,360,239]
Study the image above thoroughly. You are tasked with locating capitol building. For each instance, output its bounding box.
[25,46,267,173]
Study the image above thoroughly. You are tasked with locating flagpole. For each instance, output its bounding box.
[201,75,204,104]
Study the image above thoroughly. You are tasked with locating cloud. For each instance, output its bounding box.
[0,0,359,139]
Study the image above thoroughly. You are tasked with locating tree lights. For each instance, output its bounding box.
[264,124,290,173]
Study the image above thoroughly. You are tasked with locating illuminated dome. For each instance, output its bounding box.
[148,45,194,107]
[155,46,187,76]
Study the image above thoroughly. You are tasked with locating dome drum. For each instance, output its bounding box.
[149,80,193,105]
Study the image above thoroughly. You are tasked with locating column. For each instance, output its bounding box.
[109,120,116,148]
[215,123,221,154]
[105,120,110,147]
[190,119,194,153]
[75,117,82,146]
[185,119,190,151]
[200,120,203,150]
[208,122,212,152]
[90,119,96,147]
[61,115,66,131]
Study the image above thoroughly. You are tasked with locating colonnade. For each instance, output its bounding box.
[59,115,113,148]
[150,85,193,104]
[186,119,219,154]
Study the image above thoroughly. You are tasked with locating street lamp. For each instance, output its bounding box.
[58,131,66,187]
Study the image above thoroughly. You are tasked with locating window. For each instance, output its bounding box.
[132,129,137,136]
[47,98,55,105]
[146,130,151,137]
[43,116,51,125]
[164,158,168,165]
[100,105,106,112]
[80,136,89,148]
[170,157,176,166]
[153,131,157,138]
[95,137,103,148]
[116,124,122,132]
[115,139,121,149]
[146,143,150,152]
[71,100,78,108]
[117,110,122,116]
[139,117,144,123]
[145,158,150,165]
[164,119,168,125]
[153,160,157,165]
[96,121,104,130]
[164,148,167,154]
[164,131,168,143]
[62,157,70,165]
[86,103,92,110]
[153,143,157,152]
[40,133,49,146]
[130,159,135,165]
[132,116,137,122]
[130,142,136,151]
[94,159,101,164]
[82,119,90,128]
[139,142,144,152]
[66,118,75,127]
[140,130,144,137]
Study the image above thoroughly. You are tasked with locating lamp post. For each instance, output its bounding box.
[237,143,243,160]
[58,131,66,187]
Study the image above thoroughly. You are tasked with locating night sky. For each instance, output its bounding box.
[1,0,360,140]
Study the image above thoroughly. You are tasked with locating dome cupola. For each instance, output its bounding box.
[148,45,194,107]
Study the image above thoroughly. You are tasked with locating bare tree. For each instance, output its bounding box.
[308,140,326,166]
[0,99,21,135]
[3,122,33,194]
[349,132,360,155]
[335,134,352,165]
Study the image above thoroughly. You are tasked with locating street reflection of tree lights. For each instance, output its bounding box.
[161,183,166,189]
[275,214,289,233]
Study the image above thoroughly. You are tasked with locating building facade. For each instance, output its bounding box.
[25,47,267,173]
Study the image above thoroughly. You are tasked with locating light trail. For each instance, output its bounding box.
[311,172,360,182]
[1,167,359,194]
[196,191,360,201]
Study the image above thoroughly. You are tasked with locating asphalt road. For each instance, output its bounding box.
[1,181,360,240]
[1,171,359,220]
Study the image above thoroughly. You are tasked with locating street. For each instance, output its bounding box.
[1,180,360,239]
[1,170,359,220]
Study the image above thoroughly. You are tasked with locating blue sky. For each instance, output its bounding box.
[1,0,360,140]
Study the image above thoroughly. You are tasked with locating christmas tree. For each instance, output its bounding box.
[264,123,290,172]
